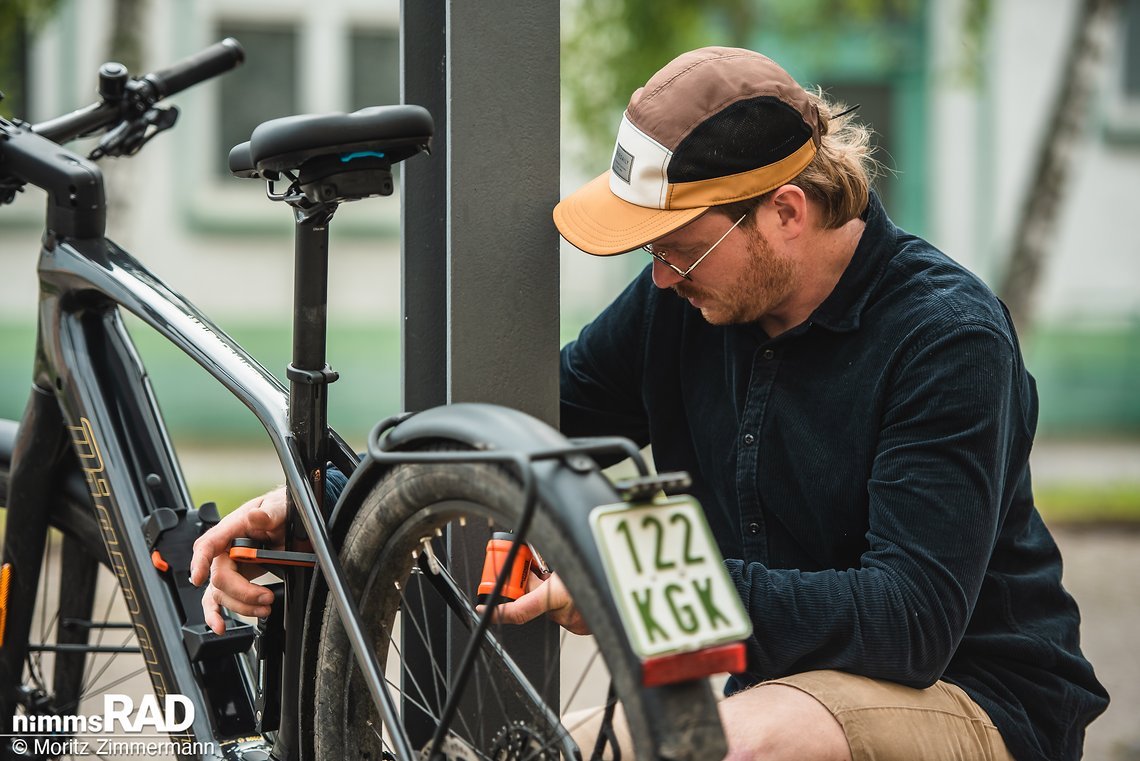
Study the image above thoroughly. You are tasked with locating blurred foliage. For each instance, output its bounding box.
[108,0,146,73]
[561,0,920,167]
[957,0,992,85]
[1036,483,1140,525]
[0,0,63,118]
[0,0,144,119]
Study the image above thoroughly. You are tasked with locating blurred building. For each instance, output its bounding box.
[2,0,1138,441]
[0,0,407,442]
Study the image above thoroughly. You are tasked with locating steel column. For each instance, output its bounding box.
[400,0,562,749]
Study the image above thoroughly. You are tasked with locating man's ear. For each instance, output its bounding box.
[770,185,807,239]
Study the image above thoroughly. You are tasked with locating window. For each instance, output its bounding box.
[1124,0,1140,100]
[181,5,401,233]
[349,28,400,110]
[1106,0,1140,137]
[215,23,299,177]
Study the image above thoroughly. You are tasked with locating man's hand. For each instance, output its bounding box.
[190,486,288,635]
[483,572,591,635]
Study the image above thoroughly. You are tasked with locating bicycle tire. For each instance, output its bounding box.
[0,420,105,563]
[311,446,720,761]
[0,419,142,760]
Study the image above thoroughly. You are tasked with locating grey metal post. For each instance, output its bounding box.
[399,0,562,747]
[400,4,560,420]
[401,0,448,412]
[400,1,451,748]
[445,2,561,424]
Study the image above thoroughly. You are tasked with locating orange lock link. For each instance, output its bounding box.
[476,532,533,605]
[151,550,170,573]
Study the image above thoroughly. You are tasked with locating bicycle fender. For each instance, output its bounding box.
[312,403,728,761]
[379,402,570,454]
[328,403,599,543]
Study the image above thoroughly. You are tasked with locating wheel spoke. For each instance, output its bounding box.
[396,576,452,716]
[414,549,447,722]
[387,617,478,743]
[79,564,123,701]
[32,533,55,687]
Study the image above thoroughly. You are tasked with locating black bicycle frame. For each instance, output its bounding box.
[0,226,373,759]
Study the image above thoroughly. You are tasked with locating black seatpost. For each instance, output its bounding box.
[275,198,339,761]
[287,200,339,507]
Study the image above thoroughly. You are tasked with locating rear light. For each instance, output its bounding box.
[641,641,747,687]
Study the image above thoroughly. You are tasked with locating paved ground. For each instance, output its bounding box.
[1027,440,1140,760]
[1052,525,1140,761]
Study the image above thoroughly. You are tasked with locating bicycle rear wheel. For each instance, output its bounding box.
[311,450,724,761]
[0,420,143,760]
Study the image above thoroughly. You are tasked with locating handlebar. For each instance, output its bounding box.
[139,38,245,101]
[30,38,244,145]
[0,38,245,237]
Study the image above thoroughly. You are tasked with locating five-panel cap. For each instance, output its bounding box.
[554,47,822,256]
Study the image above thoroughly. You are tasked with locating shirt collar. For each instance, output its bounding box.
[807,191,897,333]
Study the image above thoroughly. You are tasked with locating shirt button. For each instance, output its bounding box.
[747,522,761,535]
[762,349,775,360]
[743,433,755,445]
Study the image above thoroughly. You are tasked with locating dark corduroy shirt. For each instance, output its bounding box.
[559,194,1108,761]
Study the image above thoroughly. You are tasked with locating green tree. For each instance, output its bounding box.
[107,0,146,73]
[561,0,918,167]
[994,0,1123,333]
[0,0,63,118]
[0,0,144,119]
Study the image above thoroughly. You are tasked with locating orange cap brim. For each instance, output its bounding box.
[553,172,708,256]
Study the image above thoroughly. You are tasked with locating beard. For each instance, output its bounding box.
[673,225,795,326]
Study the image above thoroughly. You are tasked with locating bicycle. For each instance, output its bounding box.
[0,39,748,761]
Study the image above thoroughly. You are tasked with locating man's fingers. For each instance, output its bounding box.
[202,591,226,636]
[206,583,272,619]
[201,583,271,635]
[486,588,554,627]
[480,574,592,635]
[211,555,274,605]
[190,487,287,586]
[199,554,274,629]
[244,502,287,541]
[190,508,252,586]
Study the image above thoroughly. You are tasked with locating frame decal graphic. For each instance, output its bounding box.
[68,417,169,701]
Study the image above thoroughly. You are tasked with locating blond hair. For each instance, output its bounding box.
[715,89,879,229]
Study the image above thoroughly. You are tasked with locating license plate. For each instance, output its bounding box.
[589,496,752,659]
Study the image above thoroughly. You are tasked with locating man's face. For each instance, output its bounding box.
[649,211,795,326]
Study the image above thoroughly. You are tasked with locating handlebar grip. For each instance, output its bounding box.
[141,37,244,100]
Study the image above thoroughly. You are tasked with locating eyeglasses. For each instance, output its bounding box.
[641,212,748,280]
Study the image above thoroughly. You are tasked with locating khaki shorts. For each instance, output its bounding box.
[570,669,1016,761]
[767,670,1016,761]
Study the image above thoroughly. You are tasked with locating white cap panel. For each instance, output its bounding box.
[607,115,672,209]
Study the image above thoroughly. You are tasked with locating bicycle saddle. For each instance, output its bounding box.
[228,104,433,203]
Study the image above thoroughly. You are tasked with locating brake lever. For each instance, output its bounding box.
[88,104,179,160]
